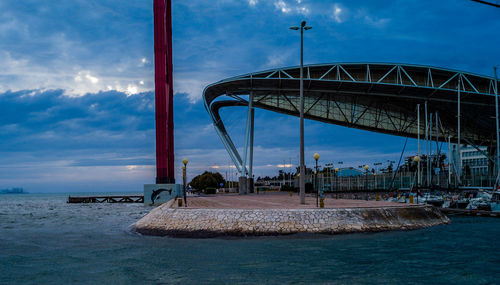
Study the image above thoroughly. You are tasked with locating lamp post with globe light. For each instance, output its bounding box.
[414,156,420,188]
[314,153,320,207]
[413,156,421,203]
[364,165,370,190]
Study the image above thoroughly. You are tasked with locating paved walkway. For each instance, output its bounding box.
[177,193,412,209]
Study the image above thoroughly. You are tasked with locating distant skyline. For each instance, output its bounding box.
[0,0,499,192]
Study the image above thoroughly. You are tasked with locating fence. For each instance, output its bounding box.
[300,172,496,191]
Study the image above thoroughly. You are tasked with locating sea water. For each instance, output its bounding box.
[1,193,499,284]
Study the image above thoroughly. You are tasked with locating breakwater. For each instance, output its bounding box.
[131,202,449,237]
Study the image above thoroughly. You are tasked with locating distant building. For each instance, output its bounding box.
[338,167,364,177]
[460,146,489,176]
[0,188,25,194]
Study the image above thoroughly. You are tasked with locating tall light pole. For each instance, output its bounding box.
[494,66,499,188]
[417,104,421,187]
[182,158,188,206]
[290,21,312,204]
[414,156,420,189]
[314,153,320,207]
[457,76,462,185]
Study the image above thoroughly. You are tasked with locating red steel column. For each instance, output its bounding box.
[154,0,175,184]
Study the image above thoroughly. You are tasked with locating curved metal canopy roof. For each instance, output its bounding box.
[203,62,498,173]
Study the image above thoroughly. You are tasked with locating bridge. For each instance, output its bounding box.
[203,62,498,177]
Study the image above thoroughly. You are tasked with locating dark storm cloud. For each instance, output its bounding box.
[0,90,153,151]
[0,89,216,155]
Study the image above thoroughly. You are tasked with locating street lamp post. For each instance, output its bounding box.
[290,21,312,205]
[313,153,320,207]
[182,158,188,207]
[414,156,420,189]
[364,165,370,190]
[334,167,339,197]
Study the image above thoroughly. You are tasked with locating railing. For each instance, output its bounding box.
[67,195,144,203]
[299,172,497,191]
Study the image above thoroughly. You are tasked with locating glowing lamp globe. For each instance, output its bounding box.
[413,156,420,162]
[364,165,369,170]
[182,158,188,166]
[334,168,339,172]
[313,153,320,160]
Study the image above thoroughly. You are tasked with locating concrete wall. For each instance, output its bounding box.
[144,184,181,205]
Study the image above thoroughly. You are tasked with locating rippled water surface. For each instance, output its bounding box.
[1,193,499,284]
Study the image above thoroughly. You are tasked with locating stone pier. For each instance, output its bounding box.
[130,194,450,237]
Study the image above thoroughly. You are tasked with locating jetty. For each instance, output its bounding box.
[67,195,144,203]
[130,193,450,237]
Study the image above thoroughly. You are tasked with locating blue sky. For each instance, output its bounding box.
[0,0,499,192]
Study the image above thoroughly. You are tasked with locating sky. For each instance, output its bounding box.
[0,0,499,193]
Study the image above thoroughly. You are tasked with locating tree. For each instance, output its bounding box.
[189,171,226,191]
[387,162,394,173]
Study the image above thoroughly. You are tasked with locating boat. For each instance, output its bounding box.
[464,190,493,210]
[491,191,500,212]
[449,198,470,209]
[425,198,445,208]
[418,192,445,207]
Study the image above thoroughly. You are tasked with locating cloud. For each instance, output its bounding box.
[0,43,151,97]
[362,15,391,28]
[0,0,498,106]
[0,1,153,97]
[0,0,499,193]
[74,71,99,84]
[126,84,139,95]
[273,0,311,15]
[274,0,292,13]
[275,164,293,168]
[263,51,292,68]
[332,3,345,23]
[0,88,221,191]
[0,89,156,191]
[296,6,310,15]
[175,75,222,103]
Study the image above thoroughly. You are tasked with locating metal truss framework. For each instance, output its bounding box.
[203,63,498,174]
